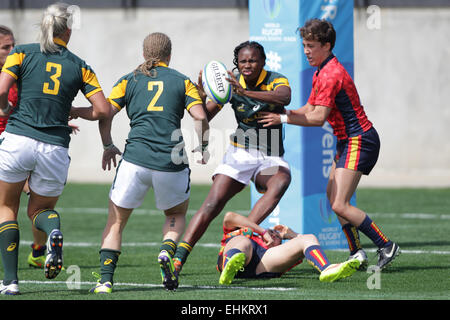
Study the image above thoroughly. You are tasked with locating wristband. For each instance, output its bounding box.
[280,114,288,123]
[103,143,114,151]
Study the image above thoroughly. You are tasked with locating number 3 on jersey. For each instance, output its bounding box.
[43,62,62,95]
[147,81,164,112]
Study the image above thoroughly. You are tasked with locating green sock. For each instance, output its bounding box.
[159,239,177,257]
[173,241,193,264]
[99,249,121,284]
[0,221,20,284]
[33,209,60,235]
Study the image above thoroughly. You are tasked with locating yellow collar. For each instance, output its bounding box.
[53,38,67,48]
[155,62,168,67]
[239,69,267,89]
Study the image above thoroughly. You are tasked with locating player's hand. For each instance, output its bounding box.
[262,229,277,247]
[195,70,207,104]
[274,224,297,240]
[258,112,281,127]
[226,71,245,96]
[68,122,80,135]
[192,144,210,164]
[102,145,122,171]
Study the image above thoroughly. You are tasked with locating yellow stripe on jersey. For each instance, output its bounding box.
[184,79,202,111]
[108,79,128,110]
[255,69,267,87]
[260,77,290,91]
[53,37,67,48]
[2,52,26,79]
[238,69,267,89]
[82,67,102,98]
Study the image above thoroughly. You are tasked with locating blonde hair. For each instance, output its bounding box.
[39,2,72,53]
[136,32,172,77]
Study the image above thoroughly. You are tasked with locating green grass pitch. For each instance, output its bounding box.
[1,184,449,304]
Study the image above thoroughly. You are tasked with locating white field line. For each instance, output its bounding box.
[18,240,450,255]
[19,280,297,291]
[18,206,450,219]
[17,207,450,255]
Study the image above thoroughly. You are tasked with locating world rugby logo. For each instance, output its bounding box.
[318,196,336,224]
[263,0,282,19]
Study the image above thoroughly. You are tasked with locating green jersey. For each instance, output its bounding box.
[225,69,290,156]
[108,63,202,172]
[1,38,103,148]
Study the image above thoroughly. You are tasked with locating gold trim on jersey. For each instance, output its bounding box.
[108,79,128,110]
[2,52,26,79]
[239,69,268,89]
[82,67,102,98]
[184,79,202,111]
[260,77,290,91]
[53,37,67,48]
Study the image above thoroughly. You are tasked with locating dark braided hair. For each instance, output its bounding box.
[232,41,266,72]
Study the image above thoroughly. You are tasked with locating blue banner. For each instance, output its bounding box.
[249,0,354,249]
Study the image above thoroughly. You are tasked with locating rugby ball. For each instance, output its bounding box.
[202,60,232,105]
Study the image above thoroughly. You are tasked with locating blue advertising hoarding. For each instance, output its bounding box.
[249,0,354,249]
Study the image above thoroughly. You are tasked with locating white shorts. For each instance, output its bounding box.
[0,132,70,197]
[110,159,191,210]
[213,145,290,186]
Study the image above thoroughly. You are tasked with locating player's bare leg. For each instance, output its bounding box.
[249,166,291,224]
[158,199,188,291]
[173,174,245,273]
[90,200,132,293]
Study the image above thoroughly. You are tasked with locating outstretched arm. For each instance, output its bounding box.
[258,103,331,127]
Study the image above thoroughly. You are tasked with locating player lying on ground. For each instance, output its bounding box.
[217,211,360,285]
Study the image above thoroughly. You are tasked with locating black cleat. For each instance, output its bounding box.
[376,242,400,270]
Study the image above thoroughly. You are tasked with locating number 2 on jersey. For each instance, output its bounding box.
[43,62,62,95]
[147,81,164,112]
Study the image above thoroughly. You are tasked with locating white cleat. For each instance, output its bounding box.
[348,249,368,270]
[0,280,20,295]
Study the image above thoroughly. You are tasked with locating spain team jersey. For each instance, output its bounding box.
[307,54,372,140]
[225,69,290,156]
[108,63,202,172]
[1,38,103,147]
[0,83,18,134]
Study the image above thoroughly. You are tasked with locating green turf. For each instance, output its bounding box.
[2,184,449,302]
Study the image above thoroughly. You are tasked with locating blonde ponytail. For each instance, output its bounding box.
[39,2,71,53]
[135,32,172,77]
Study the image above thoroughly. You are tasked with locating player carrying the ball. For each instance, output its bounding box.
[259,19,400,270]
[171,41,292,289]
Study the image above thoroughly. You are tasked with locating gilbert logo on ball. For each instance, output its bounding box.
[202,60,232,105]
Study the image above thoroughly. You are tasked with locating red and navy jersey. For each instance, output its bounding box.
[308,54,372,140]
[0,83,18,134]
